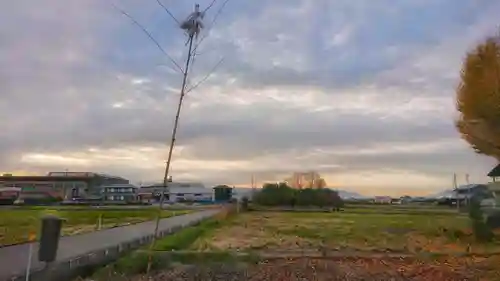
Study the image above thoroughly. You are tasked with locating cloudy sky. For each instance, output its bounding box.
[1,0,499,196]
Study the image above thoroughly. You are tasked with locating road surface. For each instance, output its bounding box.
[0,209,219,279]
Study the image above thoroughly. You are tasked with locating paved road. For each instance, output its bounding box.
[0,209,219,279]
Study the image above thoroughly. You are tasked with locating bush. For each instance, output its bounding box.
[486,211,500,230]
[468,199,494,242]
[253,183,343,208]
[240,196,249,211]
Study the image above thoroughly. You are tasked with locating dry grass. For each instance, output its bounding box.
[84,256,500,281]
[192,212,500,254]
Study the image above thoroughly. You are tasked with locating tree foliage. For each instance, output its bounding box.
[456,31,500,160]
[253,182,344,208]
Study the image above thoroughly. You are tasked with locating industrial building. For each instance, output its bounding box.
[0,172,130,204]
[138,181,213,203]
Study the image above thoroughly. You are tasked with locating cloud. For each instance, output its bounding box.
[1,0,499,196]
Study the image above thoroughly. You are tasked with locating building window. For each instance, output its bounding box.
[194,193,202,196]
[177,193,184,196]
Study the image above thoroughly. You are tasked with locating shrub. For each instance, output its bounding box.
[468,199,494,242]
[240,196,249,211]
[486,210,500,230]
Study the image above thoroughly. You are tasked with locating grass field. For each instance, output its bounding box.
[191,211,500,254]
[86,207,500,281]
[0,208,190,246]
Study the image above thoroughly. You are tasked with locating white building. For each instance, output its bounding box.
[138,181,213,203]
[100,183,139,202]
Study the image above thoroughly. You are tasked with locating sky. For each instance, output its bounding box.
[1,0,499,196]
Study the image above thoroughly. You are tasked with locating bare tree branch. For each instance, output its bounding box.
[111,2,184,73]
[155,0,180,25]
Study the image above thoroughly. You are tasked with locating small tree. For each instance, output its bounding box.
[456,31,500,160]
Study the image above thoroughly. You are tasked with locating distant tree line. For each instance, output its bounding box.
[253,182,343,209]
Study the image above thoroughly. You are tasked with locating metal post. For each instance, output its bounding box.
[25,232,36,281]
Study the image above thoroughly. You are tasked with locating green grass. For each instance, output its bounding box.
[88,208,240,279]
[0,208,190,246]
[153,218,225,251]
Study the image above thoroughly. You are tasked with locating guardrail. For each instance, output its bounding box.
[7,213,215,281]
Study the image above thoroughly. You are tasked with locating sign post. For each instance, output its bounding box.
[25,231,36,281]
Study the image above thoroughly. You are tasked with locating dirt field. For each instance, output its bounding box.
[94,256,500,281]
[191,211,500,254]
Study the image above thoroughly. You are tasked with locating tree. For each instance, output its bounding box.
[253,182,343,208]
[456,31,500,160]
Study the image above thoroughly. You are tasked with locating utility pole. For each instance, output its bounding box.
[147,4,202,274]
[113,1,231,274]
[453,173,460,211]
[465,173,470,207]
[251,173,255,198]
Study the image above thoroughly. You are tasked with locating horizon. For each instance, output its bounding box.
[1,1,499,195]
[1,169,494,197]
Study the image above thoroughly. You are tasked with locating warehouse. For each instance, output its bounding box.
[138,181,213,203]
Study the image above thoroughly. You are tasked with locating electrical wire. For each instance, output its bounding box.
[111,2,184,74]
[192,0,232,55]
[185,0,232,91]
[155,0,180,25]
[185,57,225,93]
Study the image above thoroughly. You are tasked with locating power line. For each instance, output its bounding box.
[185,56,224,93]
[186,0,232,90]
[111,2,184,74]
[192,0,231,55]
[203,0,218,13]
[155,0,180,25]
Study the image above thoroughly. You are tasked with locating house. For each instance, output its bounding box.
[488,164,500,182]
[487,164,500,194]
[100,183,139,203]
[0,187,21,205]
[373,196,392,204]
[486,164,500,207]
[454,184,494,203]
